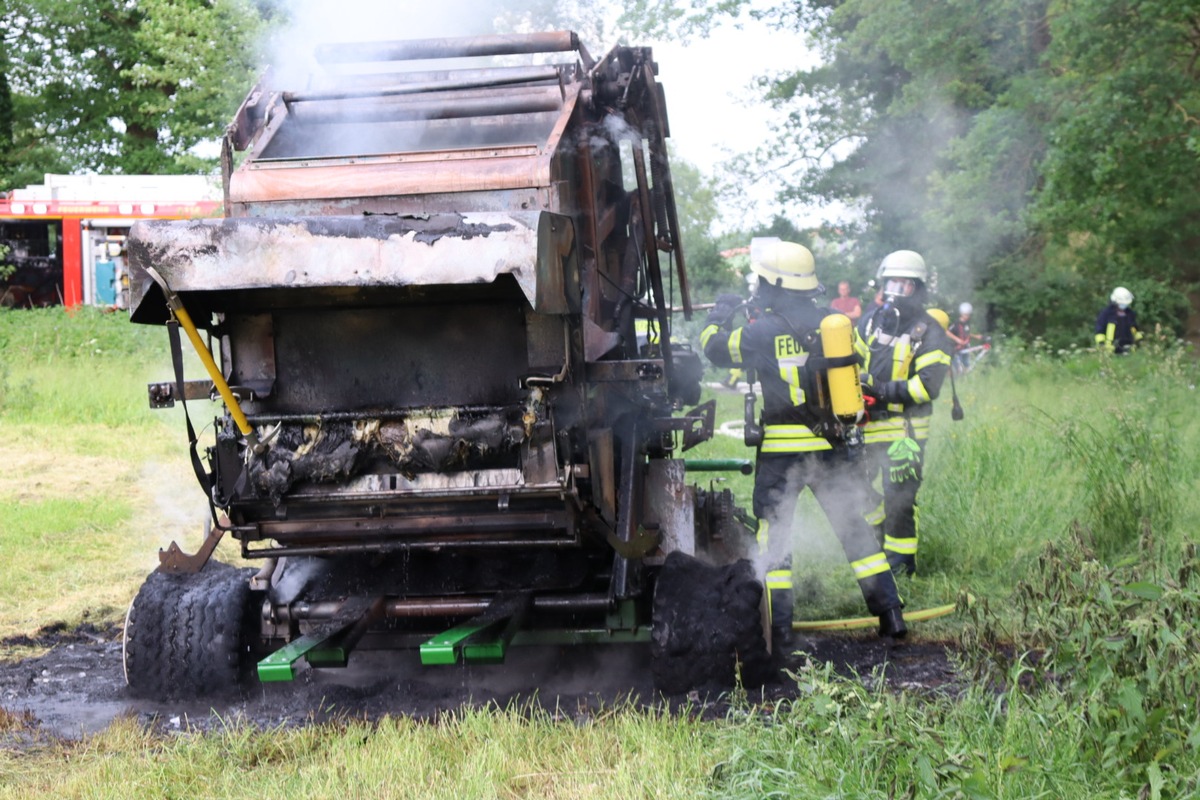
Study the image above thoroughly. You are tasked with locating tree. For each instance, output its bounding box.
[626,1,1200,345]
[1,0,267,183]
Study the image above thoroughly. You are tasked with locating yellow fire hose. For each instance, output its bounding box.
[792,592,975,632]
[145,267,261,450]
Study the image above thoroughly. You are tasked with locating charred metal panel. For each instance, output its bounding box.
[643,459,695,562]
[258,116,558,160]
[232,187,552,223]
[127,213,544,319]
[534,212,578,315]
[525,311,566,373]
[243,303,527,414]
[226,313,276,398]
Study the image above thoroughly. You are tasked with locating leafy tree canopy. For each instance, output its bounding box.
[0,0,268,186]
[625,0,1200,346]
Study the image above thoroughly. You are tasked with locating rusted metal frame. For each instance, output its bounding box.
[652,398,716,452]
[287,82,563,110]
[630,144,674,389]
[242,403,520,425]
[286,91,563,125]
[265,482,566,505]
[227,74,270,151]
[249,144,541,168]
[276,593,612,623]
[542,82,582,158]
[229,151,552,205]
[241,93,290,167]
[304,64,578,95]
[157,519,226,575]
[576,128,604,323]
[609,417,646,600]
[242,537,583,559]
[313,31,580,64]
[640,65,691,318]
[147,378,215,408]
[258,509,567,537]
[283,67,565,103]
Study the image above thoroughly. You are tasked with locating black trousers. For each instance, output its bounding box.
[865,437,924,571]
[753,449,902,627]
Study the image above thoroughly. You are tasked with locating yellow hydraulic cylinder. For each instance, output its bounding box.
[819,313,864,423]
[144,266,259,449]
[172,305,255,439]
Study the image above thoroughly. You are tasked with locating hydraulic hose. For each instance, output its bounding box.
[792,592,975,632]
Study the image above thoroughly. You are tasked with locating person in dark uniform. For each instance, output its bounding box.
[700,238,907,642]
[1094,287,1143,354]
[858,250,953,576]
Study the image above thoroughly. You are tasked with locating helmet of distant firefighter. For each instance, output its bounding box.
[749,237,818,292]
[877,250,927,309]
[1110,286,1133,309]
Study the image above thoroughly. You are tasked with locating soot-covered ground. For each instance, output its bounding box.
[0,620,961,740]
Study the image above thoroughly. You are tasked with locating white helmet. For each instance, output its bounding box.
[959,302,973,315]
[749,237,818,291]
[1111,287,1133,306]
[877,250,927,282]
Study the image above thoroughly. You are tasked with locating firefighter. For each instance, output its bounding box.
[858,250,953,577]
[1094,287,1143,354]
[700,238,907,642]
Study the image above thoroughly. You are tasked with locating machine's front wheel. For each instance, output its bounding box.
[123,561,255,700]
[650,551,771,694]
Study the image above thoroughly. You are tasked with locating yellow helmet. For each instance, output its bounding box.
[749,237,818,291]
[928,308,950,330]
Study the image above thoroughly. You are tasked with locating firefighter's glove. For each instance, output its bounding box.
[706,293,744,328]
[879,380,908,406]
[887,437,921,483]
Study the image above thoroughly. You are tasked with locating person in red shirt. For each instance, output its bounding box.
[830,280,863,321]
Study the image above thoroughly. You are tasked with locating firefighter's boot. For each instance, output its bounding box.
[878,606,907,640]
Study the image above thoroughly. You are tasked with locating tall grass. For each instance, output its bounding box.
[2,311,1200,798]
[0,307,222,639]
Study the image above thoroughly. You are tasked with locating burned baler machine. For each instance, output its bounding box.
[124,32,765,696]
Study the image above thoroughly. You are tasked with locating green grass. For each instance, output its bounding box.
[0,704,722,800]
[3,310,1200,798]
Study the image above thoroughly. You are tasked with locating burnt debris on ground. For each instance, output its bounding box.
[0,620,962,740]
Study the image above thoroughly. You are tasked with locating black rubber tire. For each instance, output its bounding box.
[123,561,254,700]
[650,551,771,694]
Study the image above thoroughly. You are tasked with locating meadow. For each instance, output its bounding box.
[1,307,1198,798]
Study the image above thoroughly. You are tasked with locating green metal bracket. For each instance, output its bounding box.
[256,596,381,682]
[257,631,335,682]
[605,599,639,631]
[419,592,530,666]
[683,458,753,474]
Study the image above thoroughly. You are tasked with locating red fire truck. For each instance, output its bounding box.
[0,174,221,308]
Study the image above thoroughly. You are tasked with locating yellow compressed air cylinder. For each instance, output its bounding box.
[819,313,864,422]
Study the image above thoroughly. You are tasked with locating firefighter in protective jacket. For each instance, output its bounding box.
[1094,287,1143,354]
[701,238,907,641]
[858,250,953,576]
